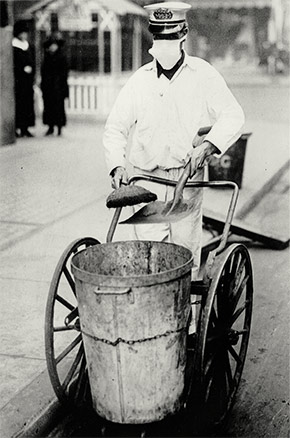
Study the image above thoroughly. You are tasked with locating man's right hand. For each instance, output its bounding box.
[110,166,128,189]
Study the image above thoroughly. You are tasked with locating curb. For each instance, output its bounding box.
[236,159,290,220]
[0,369,64,438]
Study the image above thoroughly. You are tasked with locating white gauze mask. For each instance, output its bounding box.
[149,38,185,70]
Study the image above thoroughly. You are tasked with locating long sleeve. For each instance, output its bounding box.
[103,78,137,175]
[202,64,245,154]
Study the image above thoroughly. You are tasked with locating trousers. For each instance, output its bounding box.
[131,166,204,281]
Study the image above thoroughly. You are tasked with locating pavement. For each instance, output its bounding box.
[0,72,289,437]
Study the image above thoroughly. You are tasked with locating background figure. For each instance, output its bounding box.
[41,35,69,136]
[12,21,35,137]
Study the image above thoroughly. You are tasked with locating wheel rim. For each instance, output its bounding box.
[196,244,253,430]
[45,237,100,404]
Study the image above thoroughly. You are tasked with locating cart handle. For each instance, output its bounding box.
[106,176,239,251]
[130,175,239,254]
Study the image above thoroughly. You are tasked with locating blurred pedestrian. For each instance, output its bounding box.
[12,20,35,137]
[41,35,69,136]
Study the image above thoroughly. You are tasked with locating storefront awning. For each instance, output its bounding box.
[91,0,147,16]
[26,0,146,16]
[188,0,272,8]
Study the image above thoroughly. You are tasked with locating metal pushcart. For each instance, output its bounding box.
[45,176,253,436]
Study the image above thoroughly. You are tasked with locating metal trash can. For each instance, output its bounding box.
[208,133,252,188]
[71,241,193,424]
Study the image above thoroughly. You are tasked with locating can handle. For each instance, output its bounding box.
[94,287,134,303]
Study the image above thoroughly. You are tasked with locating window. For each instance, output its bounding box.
[50,13,58,32]
[104,30,111,73]
[61,16,99,72]
[121,15,133,71]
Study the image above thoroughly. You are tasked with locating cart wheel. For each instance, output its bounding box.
[45,237,100,405]
[194,243,253,432]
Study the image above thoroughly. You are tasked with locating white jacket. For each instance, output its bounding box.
[103,52,245,174]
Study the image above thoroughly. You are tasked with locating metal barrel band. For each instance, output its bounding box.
[81,324,188,347]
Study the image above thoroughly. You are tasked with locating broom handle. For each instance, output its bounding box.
[167,126,212,214]
[167,161,192,214]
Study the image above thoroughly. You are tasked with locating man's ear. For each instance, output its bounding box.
[183,25,188,38]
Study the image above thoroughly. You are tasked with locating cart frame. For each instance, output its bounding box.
[44,177,253,436]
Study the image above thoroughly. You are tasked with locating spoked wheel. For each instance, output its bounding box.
[194,243,253,433]
[45,237,100,405]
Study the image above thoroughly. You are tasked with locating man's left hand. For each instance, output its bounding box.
[189,141,219,177]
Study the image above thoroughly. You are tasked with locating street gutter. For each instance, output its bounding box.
[0,369,65,438]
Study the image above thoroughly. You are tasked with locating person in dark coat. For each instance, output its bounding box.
[41,36,69,136]
[12,21,35,137]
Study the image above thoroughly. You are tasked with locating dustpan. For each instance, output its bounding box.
[120,126,212,224]
[120,161,196,224]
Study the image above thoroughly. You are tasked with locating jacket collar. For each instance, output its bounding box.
[144,51,197,73]
[156,50,185,79]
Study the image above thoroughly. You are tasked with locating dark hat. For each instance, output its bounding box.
[144,2,191,38]
[13,20,29,37]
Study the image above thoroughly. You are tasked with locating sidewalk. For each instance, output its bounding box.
[215,63,290,87]
[0,78,289,435]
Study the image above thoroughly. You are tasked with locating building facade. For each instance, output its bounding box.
[15,0,290,75]
[25,0,150,75]
[185,0,289,70]
[5,0,289,120]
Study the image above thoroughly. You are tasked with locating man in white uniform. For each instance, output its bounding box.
[103,2,245,281]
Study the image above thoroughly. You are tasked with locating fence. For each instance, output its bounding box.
[66,74,129,117]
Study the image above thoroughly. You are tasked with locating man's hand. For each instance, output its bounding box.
[189,141,219,177]
[110,166,128,189]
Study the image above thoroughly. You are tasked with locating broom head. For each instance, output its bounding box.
[106,185,157,208]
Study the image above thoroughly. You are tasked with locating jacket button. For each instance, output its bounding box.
[159,92,163,97]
